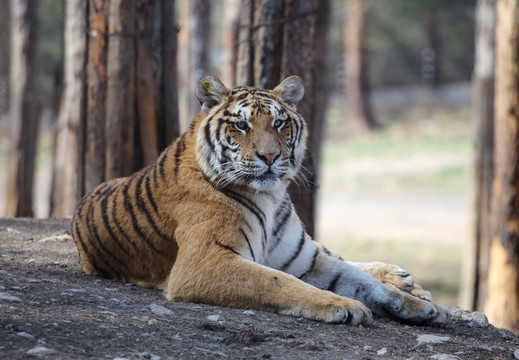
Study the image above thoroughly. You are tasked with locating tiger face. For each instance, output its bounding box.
[195,76,308,191]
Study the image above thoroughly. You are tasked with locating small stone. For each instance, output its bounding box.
[206,314,220,322]
[514,349,519,359]
[377,347,387,355]
[430,355,458,360]
[17,332,34,339]
[417,334,452,344]
[149,303,172,316]
[363,345,373,351]
[0,270,13,276]
[469,311,488,325]
[243,310,256,316]
[26,346,57,356]
[0,292,22,302]
[66,288,86,293]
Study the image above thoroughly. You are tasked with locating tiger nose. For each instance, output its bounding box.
[256,151,280,166]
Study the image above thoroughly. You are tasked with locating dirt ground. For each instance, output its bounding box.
[1,218,518,360]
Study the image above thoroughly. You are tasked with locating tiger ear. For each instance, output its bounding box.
[273,76,305,109]
[196,76,229,115]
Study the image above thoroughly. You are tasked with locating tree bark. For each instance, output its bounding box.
[460,0,496,311]
[6,0,39,217]
[105,0,136,180]
[136,0,159,167]
[484,0,519,332]
[85,0,108,194]
[177,0,211,131]
[159,0,180,151]
[344,0,377,134]
[51,0,87,217]
[220,0,241,87]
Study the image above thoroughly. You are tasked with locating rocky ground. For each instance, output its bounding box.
[1,218,518,360]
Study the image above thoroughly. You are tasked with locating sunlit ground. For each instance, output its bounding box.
[318,91,472,307]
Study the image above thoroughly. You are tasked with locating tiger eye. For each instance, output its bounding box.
[234,121,249,132]
[273,119,284,128]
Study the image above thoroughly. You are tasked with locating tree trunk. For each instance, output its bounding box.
[159,0,180,151]
[136,0,159,167]
[460,0,496,311]
[484,0,519,332]
[85,0,108,194]
[235,0,329,237]
[5,0,39,217]
[177,0,211,131]
[344,0,377,134]
[105,0,136,180]
[51,0,178,217]
[220,0,241,87]
[51,0,87,217]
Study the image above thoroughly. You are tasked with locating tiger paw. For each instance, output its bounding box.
[361,262,432,302]
[382,289,449,327]
[286,296,373,325]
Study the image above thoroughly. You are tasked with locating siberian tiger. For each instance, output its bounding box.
[72,76,448,326]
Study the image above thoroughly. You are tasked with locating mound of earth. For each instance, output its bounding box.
[1,218,518,360]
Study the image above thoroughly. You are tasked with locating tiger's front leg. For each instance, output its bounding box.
[295,242,449,326]
[164,222,372,325]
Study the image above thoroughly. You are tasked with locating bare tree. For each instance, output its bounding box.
[484,0,519,332]
[460,0,496,311]
[51,0,87,217]
[178,0,211,130]
[5,0,39,217]
[344,0,377,134]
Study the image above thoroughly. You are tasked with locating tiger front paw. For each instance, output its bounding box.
[382,288,449,327]
[363,262,432,302]
[285,296,373,325]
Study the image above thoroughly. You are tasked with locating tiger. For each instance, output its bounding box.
[72,75,448,326]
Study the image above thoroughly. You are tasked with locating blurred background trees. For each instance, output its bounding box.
[5,0,519,333]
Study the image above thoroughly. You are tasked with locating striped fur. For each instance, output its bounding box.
[72,76,448,326]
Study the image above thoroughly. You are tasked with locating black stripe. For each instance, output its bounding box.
[272,201,292,238]
[135,168,173,243]
[215,240,240,255]
[280,230,306,271]
[122,176,163,254]
[298,247,318,279]
[223,188,267,247]
[73,222,111,279]
[203,174,268,248]
[326,273,342,293]
[174,137,184,177]
[110,188,141,255]
[158,150,168,180]
[85,199,126,278]
[240,228,255,262]
[100,185,132,258]
[204,115,217,154]
[144,169,159,214]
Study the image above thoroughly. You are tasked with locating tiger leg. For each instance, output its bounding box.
[164,242,372,325]
[345,261,432,301]
[298,242,448,326]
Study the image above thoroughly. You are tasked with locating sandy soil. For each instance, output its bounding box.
[1,218,518,360]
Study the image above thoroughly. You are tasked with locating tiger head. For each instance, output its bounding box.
[195,76,308,192]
